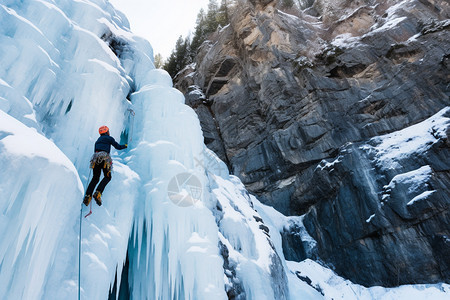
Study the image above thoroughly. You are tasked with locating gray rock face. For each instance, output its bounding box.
[175,0,450,286]
[302,108,450,286]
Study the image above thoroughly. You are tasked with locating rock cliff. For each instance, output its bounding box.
[175,0,449,287]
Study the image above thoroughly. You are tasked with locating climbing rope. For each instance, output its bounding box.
[78,204,82,300]
[78,168,92,300]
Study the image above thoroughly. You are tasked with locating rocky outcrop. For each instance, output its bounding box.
[175,0,450,287]
[302,108,450,286]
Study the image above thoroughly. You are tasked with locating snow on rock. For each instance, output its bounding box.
[366,107,449,170]
[383,165,433,197]
[407,190,436,206]
[288,259,450,300]
[331,33,361,49]
[361,108,449,218]
[366,214,375,223]
[210,174,289,299]
[254,199,450,300]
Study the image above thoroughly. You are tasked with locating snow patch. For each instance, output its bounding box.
[385,165,433,194]
[370,16,407,34]
[316,155,343,171]
[287,259,450,300]
[365,107,449,170]
[407,190,436,206]
[366,214,375,223]
[331,33,361,49]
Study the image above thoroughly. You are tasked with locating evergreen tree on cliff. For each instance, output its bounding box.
[217,0,230,29]
[190,8,207,59]
[163,36,191,78]
[191,0,230,59]
[165,0,230,77]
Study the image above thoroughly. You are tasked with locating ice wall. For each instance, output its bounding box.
[125,67,289,299]
[0,0,144,298]
[125,69,227,299]
[0,110,82,299]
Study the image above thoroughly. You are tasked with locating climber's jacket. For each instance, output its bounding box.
[90,134,127,170]
[94,134,126,153]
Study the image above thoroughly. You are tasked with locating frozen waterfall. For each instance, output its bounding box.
[0,1,448,299]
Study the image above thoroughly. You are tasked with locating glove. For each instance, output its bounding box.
[125,144,128,148]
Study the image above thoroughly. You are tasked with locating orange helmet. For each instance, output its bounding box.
[99,125,109,135]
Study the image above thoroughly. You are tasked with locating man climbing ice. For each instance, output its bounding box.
[83,125,127,206]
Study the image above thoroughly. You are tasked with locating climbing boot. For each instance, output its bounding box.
[83,195,92,206]
[93,191,102,206]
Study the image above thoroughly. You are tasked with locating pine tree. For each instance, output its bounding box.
[163,36,191,78]
[154,53,163,69]
[176,36,191,70]
[217,0,229,27]
[205,0,219,33]
[163,51,178,78]
[190,8,207,59]
[164,0,232,74]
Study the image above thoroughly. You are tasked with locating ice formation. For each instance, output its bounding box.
[0,1,448,299]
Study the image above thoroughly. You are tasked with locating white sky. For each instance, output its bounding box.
[109,0,210,59]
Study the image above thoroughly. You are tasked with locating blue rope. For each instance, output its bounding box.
[78,169,92,300]
[78,203,82,300]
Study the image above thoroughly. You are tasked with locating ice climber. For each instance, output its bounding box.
[83,125,127,206]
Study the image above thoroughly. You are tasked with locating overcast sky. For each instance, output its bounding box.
[109,0,210,59]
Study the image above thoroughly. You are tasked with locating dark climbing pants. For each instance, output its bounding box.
[86,163,111,196]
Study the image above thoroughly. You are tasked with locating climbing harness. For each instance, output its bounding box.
[90,151,112,171]
[126,108,135,143]
[78,168,92,300]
